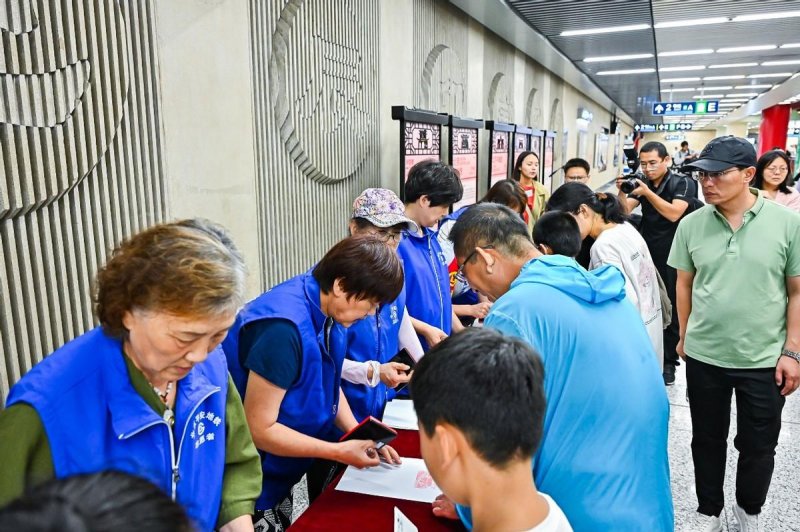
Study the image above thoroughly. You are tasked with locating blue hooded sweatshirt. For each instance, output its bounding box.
[458,254,673,531]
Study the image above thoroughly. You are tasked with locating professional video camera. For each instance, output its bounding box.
[620,148,646,194]
[620,173,648,194]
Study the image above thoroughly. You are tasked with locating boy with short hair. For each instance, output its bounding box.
[410,328,572,532]
[532,211,582,258]
[399,160,464,350]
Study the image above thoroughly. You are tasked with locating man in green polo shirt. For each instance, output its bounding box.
[668,136,800,532]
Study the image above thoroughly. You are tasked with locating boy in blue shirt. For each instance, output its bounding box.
[532,211,582,258]
[412,328,572,531]
[398,160,465,350]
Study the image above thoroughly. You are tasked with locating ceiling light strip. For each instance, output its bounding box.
[659,65,706,72]
[561,24,650,37]
[597,68,655,75]
[717,45,777,53]
[654,17,729,29]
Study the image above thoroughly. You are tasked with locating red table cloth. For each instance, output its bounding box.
[290,429,465,531]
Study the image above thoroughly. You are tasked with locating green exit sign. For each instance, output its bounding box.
[696,101,707,114]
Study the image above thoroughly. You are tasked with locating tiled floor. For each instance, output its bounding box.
[667,363,800,531]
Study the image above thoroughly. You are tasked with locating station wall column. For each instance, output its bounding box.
[757,104,790,155]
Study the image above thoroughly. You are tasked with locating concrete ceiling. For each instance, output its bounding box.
[453,0,800,130]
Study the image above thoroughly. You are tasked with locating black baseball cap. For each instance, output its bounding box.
[684,136,757,172]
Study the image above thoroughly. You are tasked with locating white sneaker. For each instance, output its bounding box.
[732,504,760,532]
[698,512,723,532]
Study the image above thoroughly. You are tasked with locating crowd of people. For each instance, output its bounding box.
[0,135,797,532]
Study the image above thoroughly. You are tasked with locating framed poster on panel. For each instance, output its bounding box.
[391,106,448,200]
[530,129,544,166]
[485,121,514,186]
[577,130,588,160]
[594,133,609,173]
[512,125,533,173]
[448,116,483,211]
[541,131,557,192]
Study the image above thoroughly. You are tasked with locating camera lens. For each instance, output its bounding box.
[620,179,637,194]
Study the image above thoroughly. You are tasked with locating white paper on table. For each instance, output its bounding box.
[394,507,419,532]
[382,400,418,430]
[336,457,441,503]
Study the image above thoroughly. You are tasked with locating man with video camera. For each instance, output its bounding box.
[617,141,698,386]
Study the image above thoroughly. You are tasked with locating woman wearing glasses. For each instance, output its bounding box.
[753,149,800,213]
[341,188,424,423]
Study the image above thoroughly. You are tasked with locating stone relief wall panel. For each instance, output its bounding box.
[412,0,468,116]
[251,0,380,288]
[524,60,544,129]
[483,33,515,122]
[549,80,566,168]
[0,0,167,400]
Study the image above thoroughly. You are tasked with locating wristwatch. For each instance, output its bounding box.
[781,348,800,364]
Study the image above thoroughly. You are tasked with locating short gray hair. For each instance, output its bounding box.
[449,204,534,261]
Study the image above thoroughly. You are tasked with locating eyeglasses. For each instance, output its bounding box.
[765,166,788,174]
[696,168,739,181]
[366,230,402,243]
[455,245,494,284]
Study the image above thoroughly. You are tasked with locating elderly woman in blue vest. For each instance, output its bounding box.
[342,189,425,423]
[0,219,263,532]
[223,235,405,531]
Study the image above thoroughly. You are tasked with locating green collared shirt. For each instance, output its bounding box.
[0,351,262,527]
[668,189,800,368]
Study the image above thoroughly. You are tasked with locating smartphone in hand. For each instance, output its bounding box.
[339,416,398,449]
[389,348,416,392]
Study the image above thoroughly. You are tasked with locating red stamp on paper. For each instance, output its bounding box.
[415,471,434,489]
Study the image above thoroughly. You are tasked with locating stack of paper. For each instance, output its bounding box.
[394,507,418,532]
[336,457,441,503]
[382,400,418,431]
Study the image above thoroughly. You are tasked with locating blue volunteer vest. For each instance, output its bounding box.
[222,272,346,509]
[439,206,466,228]
[397,227,452,350]
[6,328,228,532]
[341,287,406,422]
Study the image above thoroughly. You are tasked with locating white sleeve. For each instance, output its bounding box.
[590,239,640,310]
[398,307,425,361]
[341,358,371,385]
[437,219,456,266]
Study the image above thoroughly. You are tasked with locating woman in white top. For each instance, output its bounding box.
[753,149,800,212]
[547,182,664,368]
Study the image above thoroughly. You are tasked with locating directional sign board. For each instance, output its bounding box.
[652,101,719,116]
[635,123,693,132]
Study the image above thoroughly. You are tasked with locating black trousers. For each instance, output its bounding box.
[686,356,785,517]
[306,459,344,502]
[654,260,680,370]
